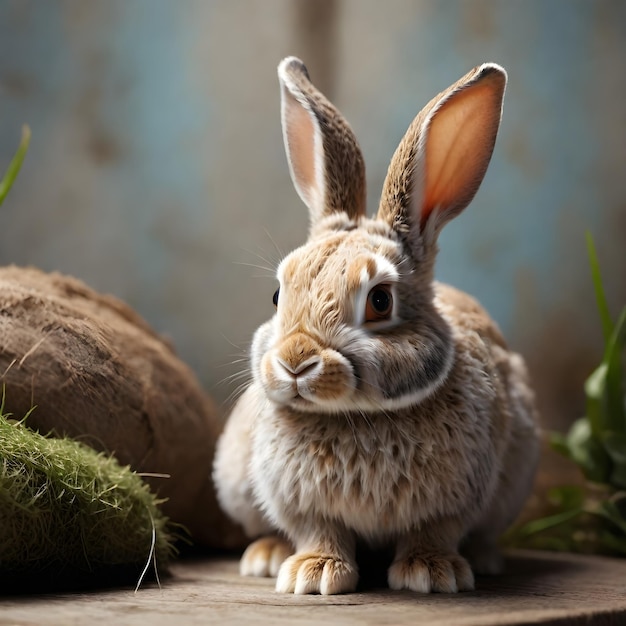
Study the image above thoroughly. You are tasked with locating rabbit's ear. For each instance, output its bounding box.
[378,64,506,245]
[278,57,366,224]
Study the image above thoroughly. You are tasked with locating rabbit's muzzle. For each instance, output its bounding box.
[259,332,356,407]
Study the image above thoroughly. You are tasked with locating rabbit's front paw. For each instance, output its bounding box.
[240,536,293,577]
[275,552,359,595]
[388,551,474,593]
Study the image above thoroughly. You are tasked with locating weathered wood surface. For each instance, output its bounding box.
[3,552,626,625]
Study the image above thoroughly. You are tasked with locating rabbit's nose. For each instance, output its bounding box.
[276,332,323,378]
[275,355,321,379]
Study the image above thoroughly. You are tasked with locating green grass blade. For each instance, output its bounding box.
[593,500,626,534]
[586,231,614,344]
[585,363,607,437]
[515,507,583,537]
[0,124,31,207]
[603,432,626,465]
[566,417,611,482]
[601,307,626,433]
[547,484,586,509]
[610,464,626,490]
[549,431,572,460]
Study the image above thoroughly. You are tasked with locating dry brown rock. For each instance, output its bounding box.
[0,265,245,550]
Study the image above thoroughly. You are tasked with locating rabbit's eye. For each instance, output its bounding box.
[365,285,393,322]
[272,288,280,308]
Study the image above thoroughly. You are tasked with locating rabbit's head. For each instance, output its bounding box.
[251,57,506,414]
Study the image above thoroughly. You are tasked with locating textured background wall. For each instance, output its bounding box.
[1,0,624,437]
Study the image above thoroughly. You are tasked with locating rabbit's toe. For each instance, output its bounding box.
[276,552,359,595]
[388,551,474,593]
[240,536,293,577]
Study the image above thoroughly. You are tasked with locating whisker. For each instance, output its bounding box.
[262,228,286,262]
[215,357,249,369]
[240,246,282,274]
[234,261,277,276]
[216,369,251,387]
[220,377,253,409]
[219,332,250,352]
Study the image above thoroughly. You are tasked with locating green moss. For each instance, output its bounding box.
[0,400,175,587]
[1,127,176,586]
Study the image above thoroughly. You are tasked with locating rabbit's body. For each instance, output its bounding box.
[214,58,540,595]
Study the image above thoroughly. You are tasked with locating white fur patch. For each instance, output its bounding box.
[352,254,399,329]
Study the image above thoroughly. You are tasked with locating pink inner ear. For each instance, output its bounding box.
[283,91,318,208]
[421,80,502,229]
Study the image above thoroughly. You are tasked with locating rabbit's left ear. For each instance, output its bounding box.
[279,57,366,225]
[378,64,506,245]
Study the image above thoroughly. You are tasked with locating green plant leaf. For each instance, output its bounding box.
[586,231,614,343]
[547,485,586,509]
[0,125,30,207]
[585,232,625,435]
[527,535,577,552]
[566,417,611,483]
[601,308,626,433]
[594,500,626,535]
[603,432,626,465]
[610,464,626,490]
[509,234,626,558]
[585,363,607,437]
[516,507,583,537]
[549,431,572,460]
[610,492,626,519]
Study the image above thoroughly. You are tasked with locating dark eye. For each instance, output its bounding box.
[272,288,280,308]
[365,285,393,322]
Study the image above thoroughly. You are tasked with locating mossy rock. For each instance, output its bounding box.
[0,265,245,551]
[0,408,173,589]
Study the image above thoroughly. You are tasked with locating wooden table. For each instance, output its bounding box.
[3,551,626,625]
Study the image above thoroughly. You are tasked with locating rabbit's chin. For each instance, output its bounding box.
[263,376,451,415]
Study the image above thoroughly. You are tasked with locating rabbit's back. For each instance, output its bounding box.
[434,280,538,453]
[435,281,540,538]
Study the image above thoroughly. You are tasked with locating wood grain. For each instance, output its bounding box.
[3,552,626,625]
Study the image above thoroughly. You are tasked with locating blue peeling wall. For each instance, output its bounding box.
[0,0,624,429]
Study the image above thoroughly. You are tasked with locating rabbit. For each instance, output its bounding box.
[213,56,540,596]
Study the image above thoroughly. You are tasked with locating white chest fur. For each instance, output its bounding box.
[249,376,499,542]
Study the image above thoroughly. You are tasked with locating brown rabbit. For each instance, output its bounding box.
[213,57,540,595]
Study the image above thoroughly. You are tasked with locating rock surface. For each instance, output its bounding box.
[0,265,244,549]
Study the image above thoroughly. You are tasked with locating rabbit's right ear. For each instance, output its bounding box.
[278,57,366,225]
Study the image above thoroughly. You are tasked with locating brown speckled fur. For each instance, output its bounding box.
[214,58,540,595]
